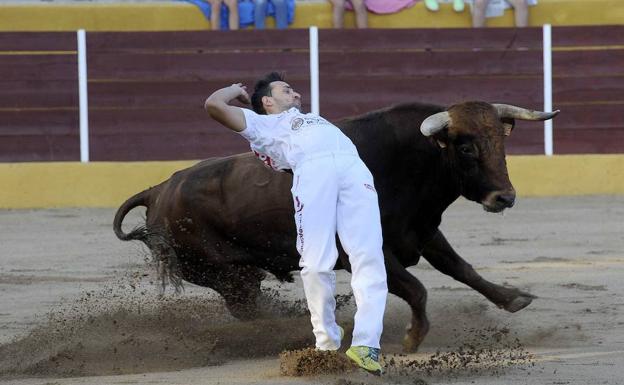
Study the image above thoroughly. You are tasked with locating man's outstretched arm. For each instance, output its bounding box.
[204,83,251,132]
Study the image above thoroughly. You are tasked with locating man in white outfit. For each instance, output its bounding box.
[204,72,388,374]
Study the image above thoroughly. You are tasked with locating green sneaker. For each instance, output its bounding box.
[453,0,465,12]
[424,0,439,12]
[346,346,383,375]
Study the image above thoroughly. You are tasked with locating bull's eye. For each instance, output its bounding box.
[458,144,475,156]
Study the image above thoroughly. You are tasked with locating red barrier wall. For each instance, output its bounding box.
[551,26,624,154]
[86,30,310,161]
[1,27,622,161]
[0,32,79,161]
[317,28,545,154]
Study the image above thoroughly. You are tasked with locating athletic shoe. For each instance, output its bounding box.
[346,346,383,375]
[424,0,439,12]
[453,0,465,12]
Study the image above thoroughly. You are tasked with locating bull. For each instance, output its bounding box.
[113,101,558,351]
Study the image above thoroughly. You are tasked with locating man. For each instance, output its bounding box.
[204,72,387,374]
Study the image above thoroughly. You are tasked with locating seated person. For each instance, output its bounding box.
[473,0,528,27]
[329,0,368,28]
[329,0,420,28]
[254,0,288,29]
[206,0,239,30]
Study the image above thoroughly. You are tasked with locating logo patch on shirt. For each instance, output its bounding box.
[291,118,304,131]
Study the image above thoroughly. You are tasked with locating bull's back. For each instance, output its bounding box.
[147,153,296,250]
[218,154,295,243]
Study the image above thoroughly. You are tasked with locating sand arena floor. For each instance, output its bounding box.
[1,196,623,384]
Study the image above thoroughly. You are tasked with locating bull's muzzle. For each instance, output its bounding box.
[482,190,516,213]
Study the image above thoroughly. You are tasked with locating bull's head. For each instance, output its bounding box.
[421,101,559,213]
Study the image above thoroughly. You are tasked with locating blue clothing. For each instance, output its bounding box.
[179,0,295,30]
[255,0,288,29]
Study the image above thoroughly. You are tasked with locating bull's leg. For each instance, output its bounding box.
[184,263,265,320]
[217,264,265,320]
[421,230,535,312]
[385,251,430,353]
[338,248,429,352]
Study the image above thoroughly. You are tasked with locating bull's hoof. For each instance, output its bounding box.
[501,292,536,313]
[403,334,425,353]
[402,322,429,353]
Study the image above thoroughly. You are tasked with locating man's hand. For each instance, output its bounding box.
[232,83,251,105]
[205,83,250,132]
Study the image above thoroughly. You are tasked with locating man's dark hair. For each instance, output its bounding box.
[251,72,285,114]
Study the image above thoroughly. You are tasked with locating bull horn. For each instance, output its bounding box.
[420,111,451,136]
[493,104,560,121]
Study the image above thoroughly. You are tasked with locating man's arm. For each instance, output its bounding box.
[204,83,251,132]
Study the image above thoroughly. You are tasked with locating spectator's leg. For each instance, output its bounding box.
[254,0,267,29]
[508,0,528,27]
[207,0,222,30]
[224,0,239,30]
[329,0,346,28]
[273,0,288,29]
[351,0,368,29]
[472,0,489,27]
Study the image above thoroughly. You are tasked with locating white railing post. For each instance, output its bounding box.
[543,24,553,156]
[309,26,320,115]
[77,29,90,162]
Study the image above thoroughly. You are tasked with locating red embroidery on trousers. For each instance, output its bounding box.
[295,196,304,253]
[295,196,304,212]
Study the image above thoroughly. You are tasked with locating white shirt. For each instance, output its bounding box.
[239,107,358,171]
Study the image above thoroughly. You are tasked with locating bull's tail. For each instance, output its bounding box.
[113,186,183,293]
[113,188,151,241]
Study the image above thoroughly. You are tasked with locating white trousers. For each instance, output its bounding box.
[291,153,388,350]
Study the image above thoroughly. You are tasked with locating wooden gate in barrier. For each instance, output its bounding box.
[0,27,622,162]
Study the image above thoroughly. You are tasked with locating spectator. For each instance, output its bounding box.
[207,0,240,30]
[254,0,288,29]
[473,0,528,27]
[329,0,368,28]
[424,0,465,12]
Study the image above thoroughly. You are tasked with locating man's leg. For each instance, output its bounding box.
[472,0,490,27]
[273,0,288,29]
[208,0,222,30]
[336,159,387,349]
[254,0,267,29]
[292,161,342,350]
[224,0,239,30]
[351,0,368,29]
[329,0,346,28]
[508,0,529,27]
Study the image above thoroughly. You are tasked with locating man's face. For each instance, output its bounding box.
[265,81,302,113]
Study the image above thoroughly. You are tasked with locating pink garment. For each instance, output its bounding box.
[345,0,417,14]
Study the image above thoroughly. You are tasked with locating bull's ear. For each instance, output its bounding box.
[502,117,515,136]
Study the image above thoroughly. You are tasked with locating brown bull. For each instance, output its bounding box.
[114,101,558,351]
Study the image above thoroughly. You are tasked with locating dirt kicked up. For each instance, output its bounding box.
[0,272,531,379]
[1,196,623,385]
